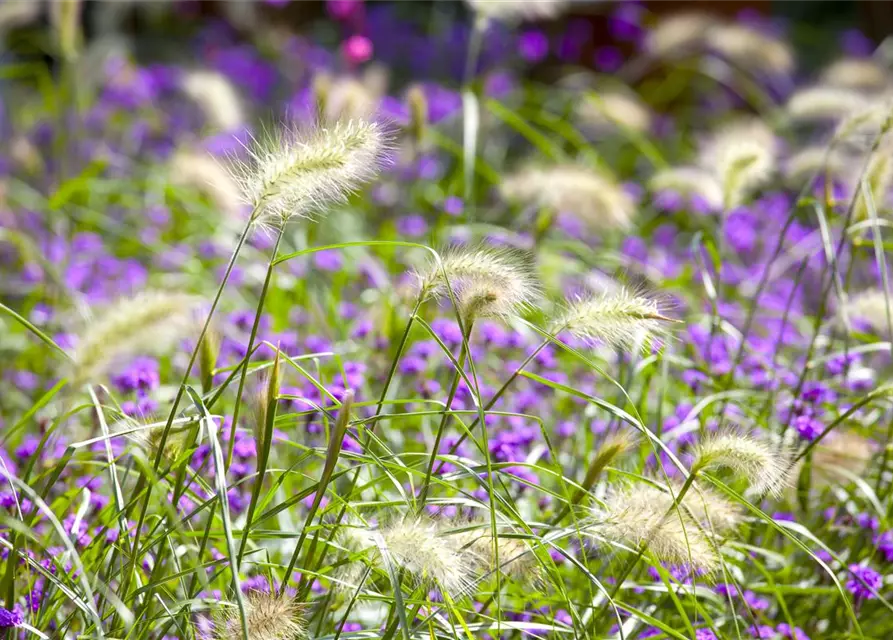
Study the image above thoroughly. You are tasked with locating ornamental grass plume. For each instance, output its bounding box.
[500,163,636,231]
[706,23,795,76]
[379,516,476,595]
[784,146,848,186]
[228,118,390,229]
[700,119,777,209]
[554,288,675,352]
[822,57,891,92]
[454,522,541,582]
[576,90,652,134]
[785,85,870,123]
[465,0,567,22]
[692,431,793,498]
[590,482,719,574]
[851,147,893,220]
[313,72,380,122]
[842,289,893,333]
[71,291,201,385]
[415,245,541,323]
[644,12,715,60]
[213,590,307,640]
[181,69,245,132]
[649,166,724,211]
[812,430,877,487]
[679,482,746,536]
[169,149,244,219]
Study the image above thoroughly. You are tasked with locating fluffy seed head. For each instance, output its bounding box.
[169,149,245,219]
[842,289,893,333]
[700,119,777,208]
[649,166,724,210]
[784,146,848,186]
[852,148,893,221]
[71,292,201,385]
[707,24,795,76]
[381,517,475,595]
[454,524,540,583]
[645,12,715,59]
[822,57,891,92]
[834,99,893,148]
[576,90,652,134]
[692,431,793,498]
[501,163,636,231]
[590,483,719,574]
[679,482,745,536]
[315,73,380,122]
[785,85,870,123]
[812,430,877,486]
[181,69,245,132]
[229,119,390,229]
[466,0,567,22]
[555,288,675,351]
[415,245,541,322]
[213,591,306,640]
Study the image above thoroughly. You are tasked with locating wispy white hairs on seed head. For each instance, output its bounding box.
[314,73,381,122]
[692,430,793,498]
[842,289,893,333]
[415,245,541,322]
[213,590,306,640]
[822,57,891,92]
[645,12,715,59]
[466,0,567,22]
[555,288,675,352]
[700,119,776,208]
[834,99,893,148]
[576,90,652,134]
[380,516,475,595]
[169,149,244,219]
[500,163,636,231]
[649,166,724,211]
[229,118,391,229]
[707,23,795,76]
[181,69,245,132]
[590,483,719,574]
[72,291,201,385]
[785,85,870,123]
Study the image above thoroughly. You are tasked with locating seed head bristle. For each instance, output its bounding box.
[700,119,776,208]
[649,166,724,211]
[692,430,793,498]
[645,12,715,59]
[181,69,245,132]
[380,516,475,595]
[213,591,307,640]
[785,85,870,123]
[72,292,201,385]
[590,483,719,574]
[228,118,391,229]
[465,0,567,22]
[706,23,795,76]
[415,245,541,322]
[555,288,676,352]
[822,57,891,92]
[500,163,636,231]
[812,430,877,486]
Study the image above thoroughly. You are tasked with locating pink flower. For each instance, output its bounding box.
[343,35,373,65]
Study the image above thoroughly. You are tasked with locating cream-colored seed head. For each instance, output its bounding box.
[576,91,652,134]
[822,58,891,92]
[169,149,245,219]
[181,70,245,132]
[700,119,777,208]
[707,23,795,76]
[649,166,724,210]
[693,431,793,498]
[213,591,306,640]
[645,12,715,59]
[785,85,870,123]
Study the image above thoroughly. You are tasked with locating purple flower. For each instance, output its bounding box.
[314,249,344,272]
[518,30,549,62]
[593,46,624,72]
[749,625,775,639]
[846,564,882,600]
[695,630,717,640]
[792,415,821,441]
[875,531,893,561]
[442,196,464,217]
[396,214,428,237]
[0,607,21,628]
